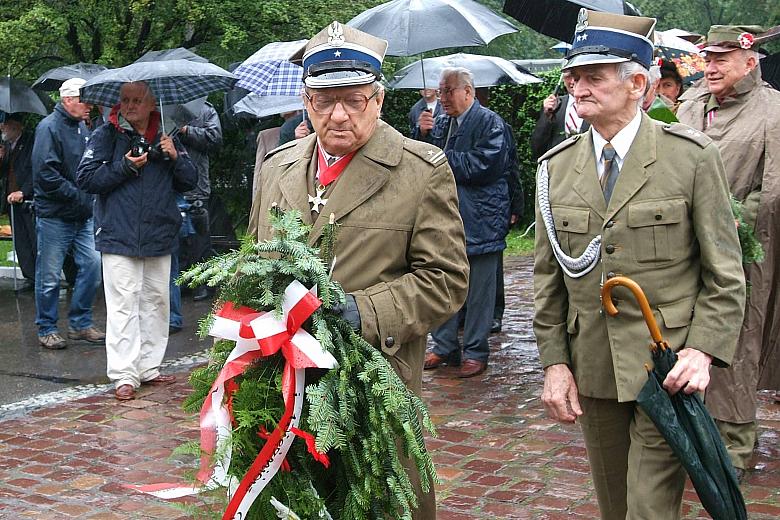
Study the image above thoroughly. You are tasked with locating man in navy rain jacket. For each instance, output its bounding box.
[416,66,511,378]
[77,81,196,401]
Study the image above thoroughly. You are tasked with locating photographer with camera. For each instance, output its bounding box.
[77,81,196,401]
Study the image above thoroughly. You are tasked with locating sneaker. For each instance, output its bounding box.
[39,333,67,350]
[68,326,106,344]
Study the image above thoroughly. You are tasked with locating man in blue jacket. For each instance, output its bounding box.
[417,67,511,377]
[77,81,197,401]
[32,78,104,350]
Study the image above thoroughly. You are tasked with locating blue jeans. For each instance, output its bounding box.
[169,241,183,329]
[35,217,102,336]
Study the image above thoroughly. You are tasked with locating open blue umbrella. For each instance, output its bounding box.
[232,40,306,97]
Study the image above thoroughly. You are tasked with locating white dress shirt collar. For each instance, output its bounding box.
[591,109,642,174]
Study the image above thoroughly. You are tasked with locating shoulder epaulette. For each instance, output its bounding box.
[661,123,712,148]
[403,138,448,167]
[538,133,582,163]
[264,138,301,160]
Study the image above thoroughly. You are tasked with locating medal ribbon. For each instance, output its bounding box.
[317,146,357,187]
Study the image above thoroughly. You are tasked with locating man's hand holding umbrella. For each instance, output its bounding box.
[663,348,713,395]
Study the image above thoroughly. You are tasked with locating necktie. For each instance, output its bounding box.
[326,156,336,167]
[565,102,580,136]
[600,143,619,203]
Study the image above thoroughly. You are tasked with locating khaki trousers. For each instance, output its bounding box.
[715,419,756,470]
[103,254,171,389]
[579,396,686,520]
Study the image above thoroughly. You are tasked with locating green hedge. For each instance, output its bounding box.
[210,70,561,232]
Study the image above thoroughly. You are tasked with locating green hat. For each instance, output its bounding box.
[702,25,764,53]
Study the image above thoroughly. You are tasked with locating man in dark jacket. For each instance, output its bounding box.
[1,113,36,284]
[530,70,590,161]
[177,101,222,301]
[417,66,511,377]
[32,78,104,350]
[77,81,197,401]
[408,88,442,137]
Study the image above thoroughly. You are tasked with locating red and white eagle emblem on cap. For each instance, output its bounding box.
[737,32,754,49]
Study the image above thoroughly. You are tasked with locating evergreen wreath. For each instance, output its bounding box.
[179,207,437,520]
[730,196,765,265]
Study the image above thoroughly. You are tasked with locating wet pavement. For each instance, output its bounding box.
[0,255,778,518]
[0,282,213,408]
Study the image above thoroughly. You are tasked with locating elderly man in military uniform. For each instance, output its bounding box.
[677,25,780,479]
[534,10,745,519]
[248,21,469,519]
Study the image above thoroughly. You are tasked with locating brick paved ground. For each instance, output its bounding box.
[0,255,778,519]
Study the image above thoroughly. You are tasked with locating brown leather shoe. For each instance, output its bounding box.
[115,384,135,401]
[424,352,447,370]
[143,374,176,385]
[458,359,487,378]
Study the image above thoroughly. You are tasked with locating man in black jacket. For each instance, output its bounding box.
[530,70,590,160]
[77,81,196,401]
[1,113,36,285]
[32,78,104,350]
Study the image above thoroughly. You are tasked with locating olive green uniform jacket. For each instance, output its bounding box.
[534,113,745,403]
[248,120,469,394]
[678,68,780,421]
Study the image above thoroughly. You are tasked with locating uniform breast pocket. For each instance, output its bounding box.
[627,199,689,263]
[552,206,590,256]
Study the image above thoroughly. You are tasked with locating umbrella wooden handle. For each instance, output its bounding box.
[601,276,664,345]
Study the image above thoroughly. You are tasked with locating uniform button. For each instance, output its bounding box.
[605,220,614,228]
[562,220,569,227]
[385,337,395,348]
[607,271,616,279]
[605,244,615,254]
[655,214,662,221]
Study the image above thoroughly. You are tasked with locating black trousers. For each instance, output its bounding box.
[8,202,37,281]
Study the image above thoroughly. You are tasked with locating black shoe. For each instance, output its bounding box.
[169,325,183,335]
[491,319,502,333]
[192,286,209,301]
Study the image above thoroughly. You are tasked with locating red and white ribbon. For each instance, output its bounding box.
[128,280,337,519]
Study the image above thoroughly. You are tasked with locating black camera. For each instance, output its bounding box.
[129,136,165,160]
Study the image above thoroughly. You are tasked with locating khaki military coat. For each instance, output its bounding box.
[678,68,780,420]
[534,113,746,402]
[248,120,469,395]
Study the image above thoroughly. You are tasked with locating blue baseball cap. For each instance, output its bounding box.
[564,9,656,70]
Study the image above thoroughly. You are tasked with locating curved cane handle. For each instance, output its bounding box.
[601,276,664,344]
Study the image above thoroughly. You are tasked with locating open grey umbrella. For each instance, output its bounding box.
[232,94,303,119]
[502,0,641,42]
[134,47,209,63]
[602,277,747,520]
[348,0,518,56]
[389,53,541,89]
[32,63,108,91]
[0,76,51,116]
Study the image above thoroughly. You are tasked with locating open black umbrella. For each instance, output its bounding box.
[0,77,51,116]
[601,277,747,520]
[502,0,640,42]
[32,63,108,91]
[761,52,780,91]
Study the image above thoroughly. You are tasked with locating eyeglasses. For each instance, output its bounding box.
[304,87,381,114]
[437,86,465,98]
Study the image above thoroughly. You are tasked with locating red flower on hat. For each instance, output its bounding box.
[738,32,754,49]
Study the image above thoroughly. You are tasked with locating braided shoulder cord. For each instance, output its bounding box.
[537,160,602,278]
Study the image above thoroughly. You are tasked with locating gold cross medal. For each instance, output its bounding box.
[308,185,328,213]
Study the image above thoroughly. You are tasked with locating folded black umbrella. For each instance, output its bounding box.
[602,277,747,520]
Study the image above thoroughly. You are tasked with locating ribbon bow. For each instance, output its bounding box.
[129,280,337,520]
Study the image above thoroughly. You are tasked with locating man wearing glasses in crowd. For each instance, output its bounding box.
[248,21,469,519]
[416,67,512,378]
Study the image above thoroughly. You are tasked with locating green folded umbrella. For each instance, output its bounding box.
[602,277,747,520]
